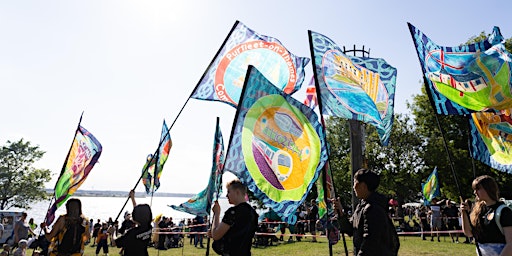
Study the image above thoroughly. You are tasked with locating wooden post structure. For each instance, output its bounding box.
[343,45,370,212]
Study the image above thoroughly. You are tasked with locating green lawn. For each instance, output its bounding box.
[80,235,475,256]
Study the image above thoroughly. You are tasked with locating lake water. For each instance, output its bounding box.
[17,196,230,230]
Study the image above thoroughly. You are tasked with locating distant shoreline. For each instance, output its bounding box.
[45,189,197,198]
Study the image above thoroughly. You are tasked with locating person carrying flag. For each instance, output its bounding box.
[208,179,258,256]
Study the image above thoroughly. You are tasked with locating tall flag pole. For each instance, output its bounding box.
[191,20,310,108]
[422,167,440,205]
[308,31,351,256]
[222,65,328,224]
[115,120,172,221]
[45,113,102,225]
[170,117,225,217]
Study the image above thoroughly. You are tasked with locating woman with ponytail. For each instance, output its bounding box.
[461,175,512,256]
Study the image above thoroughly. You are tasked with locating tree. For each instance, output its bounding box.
[365,114,425,207]
[0,139,51,210]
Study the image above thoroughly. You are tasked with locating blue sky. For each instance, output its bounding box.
[1,0,511,194]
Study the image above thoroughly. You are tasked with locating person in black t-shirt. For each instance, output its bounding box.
[110,190,152,256]
[461,175,512,255]
[209,179,258,256]
[442,201,459,243]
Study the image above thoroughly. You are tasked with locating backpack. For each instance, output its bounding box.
[49,217,89,256]
[495,199,512,235]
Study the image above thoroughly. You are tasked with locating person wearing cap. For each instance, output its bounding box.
[13,239,27,256]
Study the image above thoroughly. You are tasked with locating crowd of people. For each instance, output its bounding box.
[1,173,510,256]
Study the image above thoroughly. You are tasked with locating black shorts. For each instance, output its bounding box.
[447,219,459,230]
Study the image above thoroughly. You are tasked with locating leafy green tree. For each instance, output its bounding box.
[365,114,425,207]
[0,139,51,210]
[324,117,352,205]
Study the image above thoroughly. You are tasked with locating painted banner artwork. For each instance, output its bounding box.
[170,118,225,216]
[46,126,102,225]
[223,66,328,224]
[304,77,318,109]
[309,30,397,146]
[408,23,512,115]
[469,110,512,173]
[142,120,172,194]
[191,20,310,107]
[316,174,327,219]
[422,167,440,205]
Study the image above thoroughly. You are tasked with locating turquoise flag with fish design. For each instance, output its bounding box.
[308,30,397,146]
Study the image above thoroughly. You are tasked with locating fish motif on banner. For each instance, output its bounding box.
[408,23,512,115]
[191,20,310,107]
[224,65,328,224]
[309,30,397,145]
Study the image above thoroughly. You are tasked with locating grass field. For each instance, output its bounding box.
[80,235,476,256]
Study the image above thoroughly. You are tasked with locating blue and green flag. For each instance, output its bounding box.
[170,117,225,216]
[308,30,397,146]
[408,23,512,115]
[223,65,328,224]
[191,20,310,107]
[422,167,440,205]
[142,120,172,194]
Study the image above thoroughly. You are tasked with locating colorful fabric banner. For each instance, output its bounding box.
[46,126,102,225]
[191,20,310,107]
[142,120,172,194]
[408,23,512,115]
[316,162,336,220]
[422,167,440,205]
[469,110,512,173]
[304,77,318,109]
[170,118,225,216]
[223,65,329,224]
[308,30,397,146]
[316,174,327,219]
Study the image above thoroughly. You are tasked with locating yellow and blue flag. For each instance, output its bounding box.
[223,65,328,224]
[422,167,440,205]
[470,110,512,174]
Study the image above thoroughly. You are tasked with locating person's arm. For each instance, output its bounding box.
[84,222,91,241]
[209,201,230,241]
[42,216,65,241]
[460,200,472,238]
[500,226,512,256]
[129,190,136,207]
[13,221,19,243]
